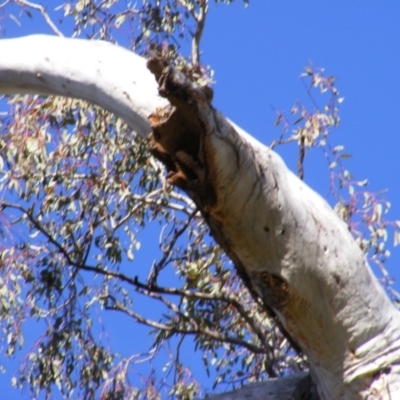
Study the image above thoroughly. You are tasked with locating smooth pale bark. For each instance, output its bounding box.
[0,35,168,137]
[1,35,400,399]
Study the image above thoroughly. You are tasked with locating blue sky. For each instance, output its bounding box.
[1,1,400,398]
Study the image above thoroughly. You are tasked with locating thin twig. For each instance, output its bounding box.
[191,0,207,67]
[1,201,76,265]
[14,0,64,37]
[2,201,274,356]
[105,294,266,354]
[147,208,197,285]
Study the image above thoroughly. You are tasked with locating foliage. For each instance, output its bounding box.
[272,66,400,300]
[0,1,399,399]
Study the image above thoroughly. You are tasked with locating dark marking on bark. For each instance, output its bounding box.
[334,249,338,258]
[273,173,279,190]
[257,161,266,179]
[250,270,291,310]
[372,367,391,381]
[297,135,305,181]
[333,273,341,286]
[264,226,270,232]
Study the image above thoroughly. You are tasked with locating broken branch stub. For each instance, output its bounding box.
[147,58,218,210]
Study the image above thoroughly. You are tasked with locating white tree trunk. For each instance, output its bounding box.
[1,35,400,399]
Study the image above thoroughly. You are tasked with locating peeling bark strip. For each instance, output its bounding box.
[147,58,400,399]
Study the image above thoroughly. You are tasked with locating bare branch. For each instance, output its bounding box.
[147,209,197,285]
[13,0,65,37]
[104,294,266,355]
[0,35,168,137]
[191,0,207,67]
[1,200,273,358]
[1,201,78,266]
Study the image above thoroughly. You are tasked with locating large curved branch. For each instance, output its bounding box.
[0,35,168,137]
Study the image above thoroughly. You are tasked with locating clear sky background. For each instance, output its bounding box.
[1,1,400,399]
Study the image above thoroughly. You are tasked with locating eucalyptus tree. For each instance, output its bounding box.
[0,1,399,399]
